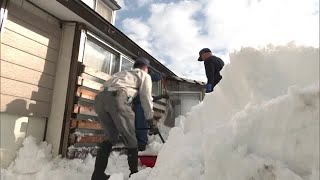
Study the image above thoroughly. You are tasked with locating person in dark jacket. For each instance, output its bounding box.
[133,72,168,151]
[198,48,224,93]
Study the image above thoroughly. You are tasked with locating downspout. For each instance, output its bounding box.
[0,0,8,33]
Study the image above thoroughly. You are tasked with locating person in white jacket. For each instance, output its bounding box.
[91,57,158,180]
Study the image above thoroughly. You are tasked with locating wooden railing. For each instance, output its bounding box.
[67,63,167,159]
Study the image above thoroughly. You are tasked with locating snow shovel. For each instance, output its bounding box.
[136,127,165,143]
[137,127,165,167]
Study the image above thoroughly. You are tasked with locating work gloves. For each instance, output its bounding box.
[206,83,213,93]
[161,93,170,99]
[146,119,160,135]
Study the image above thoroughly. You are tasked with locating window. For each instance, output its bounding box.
[120,56,134,71]
[152,81,161,96]
[83,38,119,75]
[96,0,113,22]
[150,70,162,96]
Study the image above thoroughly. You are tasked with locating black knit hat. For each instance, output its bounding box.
[198,48,211,61]
[134,57,150,67]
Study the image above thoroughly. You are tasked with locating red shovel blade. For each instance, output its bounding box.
[139,155,158,167]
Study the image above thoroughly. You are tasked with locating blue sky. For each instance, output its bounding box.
[114,0,319,82]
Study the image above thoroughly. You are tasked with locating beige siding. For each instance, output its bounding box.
[0,60,55,89]
[1,44,56,76]
[0,94,51,117]
[1,77,53,103]
[6,15,60,49]
[1,29,59,63]
[0,1,61,118]
[8,1,61,38]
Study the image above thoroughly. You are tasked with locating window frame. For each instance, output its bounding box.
[83,30,163,95]
[149,67,163,96]
[84,32,121,75]
[119,55,134,71]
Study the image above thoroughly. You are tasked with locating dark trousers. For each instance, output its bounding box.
[133,103,148,147]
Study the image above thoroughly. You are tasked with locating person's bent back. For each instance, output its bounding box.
[92,57,154,180]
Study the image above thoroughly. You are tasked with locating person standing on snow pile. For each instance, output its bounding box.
[91,57,160,180]
[198,48,225,93]
[133,71,169,151]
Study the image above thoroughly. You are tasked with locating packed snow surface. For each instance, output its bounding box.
[1,45,319,180]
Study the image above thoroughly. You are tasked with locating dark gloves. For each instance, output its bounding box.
[149,124,160,135]
[146,119,159,135]
[161,93,169,99]
[206,84,213,93]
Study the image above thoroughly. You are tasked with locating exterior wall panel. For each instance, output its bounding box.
[0,1,61,117]
[0,60,55,89]
[0,0,62,168]
[2,29,59,62]
[1,44,56,75]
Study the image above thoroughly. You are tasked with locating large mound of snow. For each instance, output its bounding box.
[1,136,133,180]
[1,45,319,180]
[131,45,319,180]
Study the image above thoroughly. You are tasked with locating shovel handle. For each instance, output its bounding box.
[136,128,165,143]
[158,132,165,143]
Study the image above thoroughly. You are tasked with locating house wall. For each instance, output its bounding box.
[80,0,115,25]
[166,80,205,118]
[166,80,204,92]
[96,0,113,23]
[0,0,62,168]
[168,92,202,118]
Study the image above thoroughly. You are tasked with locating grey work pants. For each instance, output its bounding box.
[94,90,137,148]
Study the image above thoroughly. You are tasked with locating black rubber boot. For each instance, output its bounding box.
[138,144,146,151]
[91,140,113,180]
[127,148,138,177]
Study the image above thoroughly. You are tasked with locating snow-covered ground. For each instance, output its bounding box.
[1,44,319,180]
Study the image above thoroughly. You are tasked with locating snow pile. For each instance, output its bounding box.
[139,136,163,156]
[135,44,319,180]
[0,136,132,180]
[7,136,52,174]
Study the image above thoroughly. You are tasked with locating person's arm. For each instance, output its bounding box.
[139,73,154,120]
[150,73,162,82]
[204,60,216,92]
[204,60,216,84]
